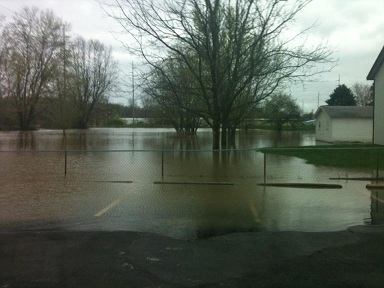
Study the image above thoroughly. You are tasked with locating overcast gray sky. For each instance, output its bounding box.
[1,0,383,112]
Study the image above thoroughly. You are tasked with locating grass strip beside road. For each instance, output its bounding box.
[260,144,384,170]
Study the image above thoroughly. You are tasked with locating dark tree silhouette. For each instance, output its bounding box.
[326,84,356,106]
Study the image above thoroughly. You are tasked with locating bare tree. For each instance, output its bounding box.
[144,53,204,134]
[69,37,118,129]
[102,0,334,149]
[0,7,64,130]
[352,82,373,106]
[263,93,302,132]
[0,15,5,87]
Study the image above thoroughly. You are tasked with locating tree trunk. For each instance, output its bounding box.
[277,119,283,132]
[221,120,228,150]
[18,108,34,130]
[212,121,220,150]
[228,123,237,149]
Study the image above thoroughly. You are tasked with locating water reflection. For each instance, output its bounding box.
[368,189,384,225]
[1,128,316,151]
[17,132,36,150]
[0,128,376,239]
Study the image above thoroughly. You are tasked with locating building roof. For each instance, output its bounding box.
[314,106,373,119]
[367,45,384,80]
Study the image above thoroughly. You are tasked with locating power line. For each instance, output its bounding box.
[0,4,17,14]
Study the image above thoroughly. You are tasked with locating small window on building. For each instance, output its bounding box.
[318,121,321,129]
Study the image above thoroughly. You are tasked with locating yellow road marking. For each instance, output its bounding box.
[94,199,122,217]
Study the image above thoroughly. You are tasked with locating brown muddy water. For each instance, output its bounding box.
[0,128,382,239]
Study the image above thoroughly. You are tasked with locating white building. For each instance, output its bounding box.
[314,106,373,143]
[367,45,384,145]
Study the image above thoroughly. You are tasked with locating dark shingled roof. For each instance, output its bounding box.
[367,45,384,80]
[315,106,373,119]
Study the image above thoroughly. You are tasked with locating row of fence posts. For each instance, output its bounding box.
[61,148,381,183]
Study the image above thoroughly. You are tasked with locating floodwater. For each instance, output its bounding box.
[0,128,382,239]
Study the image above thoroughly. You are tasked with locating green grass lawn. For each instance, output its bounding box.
[259,144,384,170]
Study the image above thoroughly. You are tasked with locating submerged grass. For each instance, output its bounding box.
[259,144,384,170]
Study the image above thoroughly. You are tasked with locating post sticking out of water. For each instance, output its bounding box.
[65,150,67,176]
[161,132,164,178]
[263,153,266,184]
[161,149,164,178]
[376,147,380,184]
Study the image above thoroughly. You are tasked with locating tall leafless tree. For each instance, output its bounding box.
[45,24,79,135]
[144,52,204,134]
[69,37,118,129]
[352,82,373,106]
[103,0,335,149]
[0,15,5,86]
[0,7,64,130]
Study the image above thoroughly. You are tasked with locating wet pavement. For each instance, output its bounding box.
[1,225,384,287]
[2,129,384,287]
[0,171,375,239]
[1,129,381,238]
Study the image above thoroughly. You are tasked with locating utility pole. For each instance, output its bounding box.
[317,91,320,108]
[61,25,67,136]
[132,62,135,126]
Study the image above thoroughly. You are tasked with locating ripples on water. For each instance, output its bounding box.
[0,128,380,239]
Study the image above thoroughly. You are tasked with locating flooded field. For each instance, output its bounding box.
[0,128,382,239]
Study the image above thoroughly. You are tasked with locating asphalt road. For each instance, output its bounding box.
[1,225,384,287]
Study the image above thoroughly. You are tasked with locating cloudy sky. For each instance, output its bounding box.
[1,0,383,112]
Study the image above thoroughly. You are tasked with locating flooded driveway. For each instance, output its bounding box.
[0,128,380,239]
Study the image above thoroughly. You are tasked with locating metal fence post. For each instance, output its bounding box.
[376,147,380,183]
[263,152,266,184]
[161,149,164,178]
[65,150,67,176]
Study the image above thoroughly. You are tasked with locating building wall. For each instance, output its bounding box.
[332,118,373,142]
[315,111,332,142]
[316,110,373,142]
[121,118,151,124]
[374,64,384,145]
